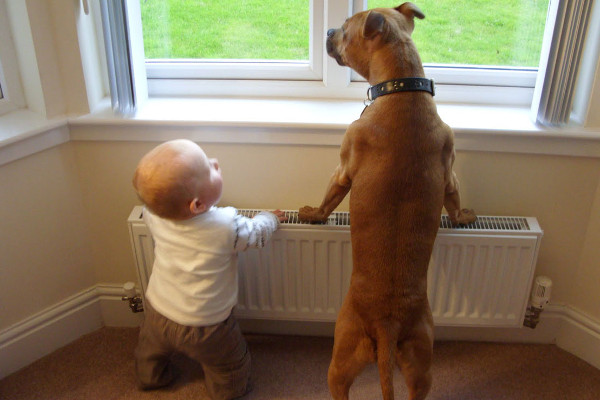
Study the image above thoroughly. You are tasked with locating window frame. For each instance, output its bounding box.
[136,0,542,105]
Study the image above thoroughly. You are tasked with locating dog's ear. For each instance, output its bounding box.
[363,10,385,39]
[396,2,426,20]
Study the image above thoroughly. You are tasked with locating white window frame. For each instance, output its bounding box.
[0,0,25,116]
[137,0,541,105]
[146,0,324,82]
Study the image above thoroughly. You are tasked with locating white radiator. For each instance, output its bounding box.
[128,206,543,328]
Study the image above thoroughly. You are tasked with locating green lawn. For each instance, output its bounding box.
[140,0,309,60]
[141,0,549,67]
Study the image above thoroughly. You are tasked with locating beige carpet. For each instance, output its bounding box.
[1,327,600,399]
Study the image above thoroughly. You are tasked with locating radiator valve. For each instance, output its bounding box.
[523,276,552,329]
[122,281,144,313]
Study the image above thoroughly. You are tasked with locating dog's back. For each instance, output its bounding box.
[345,93,447,399]
[348,93,451,274]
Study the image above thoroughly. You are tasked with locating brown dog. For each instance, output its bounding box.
[299,3,476,400]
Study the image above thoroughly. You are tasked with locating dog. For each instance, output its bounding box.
[298,3,476,400]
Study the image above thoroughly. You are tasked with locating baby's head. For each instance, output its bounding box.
[133,139,222,220]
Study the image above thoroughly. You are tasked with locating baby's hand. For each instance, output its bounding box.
[272,209,287,223]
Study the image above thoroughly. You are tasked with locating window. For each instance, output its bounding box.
[142,1,310,60]
[136,0,554,104]
[368,0,548,68]
[101,0,597,121]
[363,0,548,88]
[141,0,322,81]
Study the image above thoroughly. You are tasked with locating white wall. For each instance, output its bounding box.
[0,144,95,330]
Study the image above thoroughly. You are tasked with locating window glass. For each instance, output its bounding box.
[140,0,310,61]
[367,0,549,68]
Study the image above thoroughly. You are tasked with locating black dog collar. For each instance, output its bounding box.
[367,78,435,103]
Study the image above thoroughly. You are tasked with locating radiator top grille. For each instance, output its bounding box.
[237,209,532,232]
[439,215,530,231]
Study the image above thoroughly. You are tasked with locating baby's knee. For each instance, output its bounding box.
[204,351,252,400]
[135,357,178,390]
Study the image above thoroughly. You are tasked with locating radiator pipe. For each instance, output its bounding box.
[122,281,144,313]
[523,276,552,329]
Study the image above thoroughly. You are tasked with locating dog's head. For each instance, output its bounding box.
[326,2,425,80]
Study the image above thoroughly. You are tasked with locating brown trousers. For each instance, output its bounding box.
[135,301,251,400]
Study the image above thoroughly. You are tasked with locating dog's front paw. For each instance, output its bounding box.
[451,209,477,226]
[299,206,327,223]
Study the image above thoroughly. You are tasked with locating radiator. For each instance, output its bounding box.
[128,206,543,328]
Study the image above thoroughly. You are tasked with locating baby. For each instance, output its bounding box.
[132,139,286,399]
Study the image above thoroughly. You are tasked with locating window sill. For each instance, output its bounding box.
[2,98,600,167]
[69,97,600,157]
[0,109,68,166]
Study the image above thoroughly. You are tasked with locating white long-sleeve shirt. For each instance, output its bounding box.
[143,206,279,326]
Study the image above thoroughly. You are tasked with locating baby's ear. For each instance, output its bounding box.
[190,198,207,215]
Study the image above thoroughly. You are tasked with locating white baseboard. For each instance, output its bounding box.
[434,304,566,344]
[0,287,104,378]
[555,305,600,369]
[2,285,599,380]
[237,305,567,345]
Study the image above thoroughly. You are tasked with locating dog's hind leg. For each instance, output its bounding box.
[375,327,397,400]
[328,303,375,400]
[396,317,434,400]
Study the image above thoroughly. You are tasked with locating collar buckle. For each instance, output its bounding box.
[364,87,374,106]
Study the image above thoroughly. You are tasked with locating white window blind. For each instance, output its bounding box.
[99,0,146,115]
[532,0,595,126]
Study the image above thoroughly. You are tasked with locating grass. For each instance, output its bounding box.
[140,0,308,60]
[370,0,549,67]
[140,0,549,67]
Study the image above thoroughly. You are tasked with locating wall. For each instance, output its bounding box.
[569,177,600,318]
[0,144,95,331]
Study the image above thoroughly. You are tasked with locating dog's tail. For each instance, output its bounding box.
[375,323,399,400]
